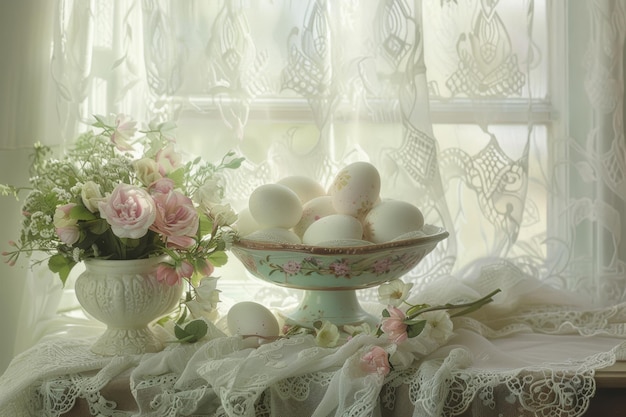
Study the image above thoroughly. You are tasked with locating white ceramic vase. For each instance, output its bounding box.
[75,256,183,356]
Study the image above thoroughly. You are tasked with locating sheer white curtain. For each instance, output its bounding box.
[0,0,59,373]
[2,0,626,365]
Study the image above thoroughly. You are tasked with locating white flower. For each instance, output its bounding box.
[187,278,221,321]
[315,321,340,348]
[209,203,238,227]
[147,119,177,142]
[343,322,373,337]
[80,181,104,213]
[195,178,223,209]
[418,310,453,346]
[378,279,414,307]
[195,277,221,309]
[133,158,162,186]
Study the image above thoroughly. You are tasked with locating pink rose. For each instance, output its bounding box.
[151,189,199,247]
[98,184,157,239]
[380,306,408,344]
[155,144,182,175]
[360,346,391,376]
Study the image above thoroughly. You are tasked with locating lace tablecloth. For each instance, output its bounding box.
[3,271,626,417]
[0,319,625,417]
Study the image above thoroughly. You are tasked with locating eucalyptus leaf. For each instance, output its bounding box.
[174,319,208,343]
[406,320,427,338]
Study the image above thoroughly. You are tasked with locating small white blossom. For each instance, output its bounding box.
[209,203,238,227]
[315,321,340,348]
[419,310,454,346]
[343,322,373,337]
[378,279,414,307]
[195,178,223,209]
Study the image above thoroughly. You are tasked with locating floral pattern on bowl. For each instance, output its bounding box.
[231,225,448,291]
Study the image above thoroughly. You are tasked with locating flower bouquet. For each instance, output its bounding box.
[1,114,243,350]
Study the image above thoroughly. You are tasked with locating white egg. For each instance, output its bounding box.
[363,199,425,243]
[391,230,428,241]
[315,239,373,247]
[277,175,326,204]
[248,183,303,228]
[244,228,301,244]
[302,214,364,245]
[234,207,261,237]
[227,301,280,348]
[293,195,337,238]
[328,161,380,218]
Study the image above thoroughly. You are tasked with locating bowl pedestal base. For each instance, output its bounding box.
[285,289,379,329]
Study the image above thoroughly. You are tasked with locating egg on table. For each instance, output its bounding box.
[227,301,280,348]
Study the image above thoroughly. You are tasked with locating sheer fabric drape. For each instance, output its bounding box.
[5,0,626,358]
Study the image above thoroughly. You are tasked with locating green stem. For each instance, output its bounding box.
[405,289,501,320]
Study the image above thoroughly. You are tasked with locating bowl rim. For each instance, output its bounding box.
[232,225,449,255]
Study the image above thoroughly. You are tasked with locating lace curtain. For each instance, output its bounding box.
[1,0,625,363]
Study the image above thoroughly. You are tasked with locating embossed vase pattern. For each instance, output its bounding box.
[75,256,183,356]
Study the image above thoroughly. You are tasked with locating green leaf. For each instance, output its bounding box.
[223,156,245,170]
[48,254,76,286]
[174,319,208,343]
[167,168,186,189]
[198,213,213,237]
[406,320,427,338]
[69,205,97,220]
[208,251,228,267]
[86,219,109,234]
[381,309,390,318]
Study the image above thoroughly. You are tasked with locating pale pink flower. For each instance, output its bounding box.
[98,184,157,239]
[196,258,215,277]
[360,346,391,376]
[56,226,80,246]
[176,260,194,278]
[155,144,182,175]
[150,190,199,248]
[380,306,408,344]
[148,177,176,195]
[156,263,181,286]
[53,203,80,245]
[329,260,351,277]
[282,260,301,275]
[109,114,137,151]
